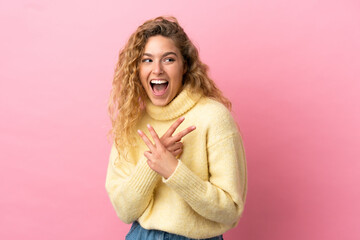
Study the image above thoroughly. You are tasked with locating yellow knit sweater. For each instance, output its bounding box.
[105,86,247,239]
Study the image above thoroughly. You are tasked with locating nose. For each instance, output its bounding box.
[152,61,163,75]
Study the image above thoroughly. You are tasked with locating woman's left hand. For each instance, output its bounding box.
[137,124,179,179]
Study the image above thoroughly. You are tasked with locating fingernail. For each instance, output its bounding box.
[147,124,151,128]
[192,126,196,130]
[180,117,185,121]
[137,129,142,134]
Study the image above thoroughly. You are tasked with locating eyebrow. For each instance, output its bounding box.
[143,52,178,57]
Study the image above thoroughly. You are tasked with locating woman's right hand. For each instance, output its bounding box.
[160,117,196,157]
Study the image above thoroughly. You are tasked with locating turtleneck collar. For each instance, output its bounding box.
[145,85,202,121]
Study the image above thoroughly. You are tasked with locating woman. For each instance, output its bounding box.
[105,16,247,240]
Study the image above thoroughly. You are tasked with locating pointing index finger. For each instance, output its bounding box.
[163,117,185,138]
[137,129,155,152]
[173,125,196,142]
[147,124,163,148]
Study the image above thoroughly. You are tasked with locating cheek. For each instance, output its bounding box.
[176,67,185,83]
[172,70,184,93]
[170,64,184,79]
[139,68,148,87]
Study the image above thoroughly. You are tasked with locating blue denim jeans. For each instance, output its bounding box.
[125,221,224,240]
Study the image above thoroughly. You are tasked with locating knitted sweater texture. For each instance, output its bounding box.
[105,86,247,239]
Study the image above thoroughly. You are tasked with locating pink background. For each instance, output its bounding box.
[1,0,359,239]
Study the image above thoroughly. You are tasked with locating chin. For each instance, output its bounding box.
[152,100,169,106]
[147,96,165,106]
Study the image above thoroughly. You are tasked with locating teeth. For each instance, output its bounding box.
[151,80,168,84]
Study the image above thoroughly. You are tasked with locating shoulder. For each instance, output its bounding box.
[191,97,239,144]
[194,97,232,119]
[194,97,235,125]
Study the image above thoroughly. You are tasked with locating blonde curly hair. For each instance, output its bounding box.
[108,16,232,157]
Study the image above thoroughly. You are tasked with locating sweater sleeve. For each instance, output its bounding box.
[163,115,247,225]
[105,142,161,223]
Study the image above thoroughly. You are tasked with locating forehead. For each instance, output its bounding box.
[143,35,180,54]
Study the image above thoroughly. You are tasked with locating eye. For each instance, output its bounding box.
[164,58,175,63]
[142,58,152,63]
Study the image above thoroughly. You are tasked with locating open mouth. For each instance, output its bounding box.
[150,79,169,96]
